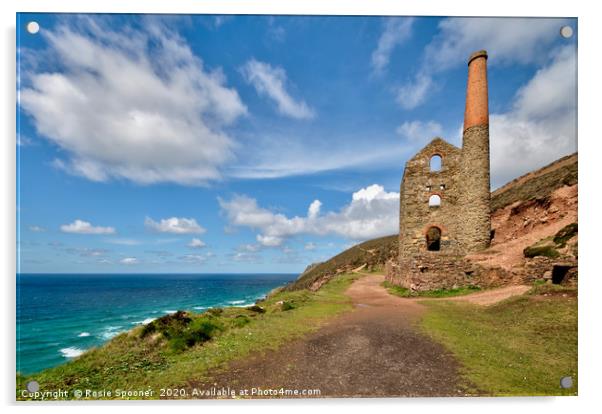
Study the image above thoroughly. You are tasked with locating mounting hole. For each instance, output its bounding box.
[26,21,40,34]
[560,25,573,39]
[560,376,573,389]
[26,380,40,392]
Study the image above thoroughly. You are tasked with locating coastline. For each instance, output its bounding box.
[17,273,297,375]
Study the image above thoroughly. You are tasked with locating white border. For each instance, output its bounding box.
[2,1,601,413]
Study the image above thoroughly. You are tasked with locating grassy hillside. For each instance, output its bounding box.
[287,153,578,291]
[490,153,577,211]
[286,235,397,291]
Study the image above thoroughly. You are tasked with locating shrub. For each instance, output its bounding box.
[168,337,188,352]
[140,311,191,338]
[281,301,295,311]
[165,318,223,353]
[523,245,560,259]
[553,223,578,247]
[246,305,266,314]
[233,314,251,327]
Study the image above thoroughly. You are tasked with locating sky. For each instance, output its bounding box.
[16,14,577,274]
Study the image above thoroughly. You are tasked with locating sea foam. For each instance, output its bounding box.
[131,318,156,325]
[60,347,85,358]
[100,326,124,340]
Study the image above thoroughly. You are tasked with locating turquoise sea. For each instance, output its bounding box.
[16,273,297,375]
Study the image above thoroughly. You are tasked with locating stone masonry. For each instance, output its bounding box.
[387,50,492,291]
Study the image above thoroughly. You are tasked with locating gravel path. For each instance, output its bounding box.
[189,274,472,398]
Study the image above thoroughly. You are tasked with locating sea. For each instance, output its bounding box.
[16,273,297,375]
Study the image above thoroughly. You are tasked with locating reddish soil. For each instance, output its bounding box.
[468,184,577,271]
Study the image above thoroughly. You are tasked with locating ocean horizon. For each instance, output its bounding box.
[17,272,298,375]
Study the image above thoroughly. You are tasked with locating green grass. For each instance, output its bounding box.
[382,281,481,298]
[523,223,577,259]
[17,273,361,400]
[287,235,398,291]
[523,243,560,259]
[420,286,577,396]
[554,223,578,247]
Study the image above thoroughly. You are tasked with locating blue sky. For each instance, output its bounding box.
[16,14,577,273]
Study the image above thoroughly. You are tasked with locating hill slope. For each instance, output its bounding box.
[286,235,398,291]
[287,153,577,291]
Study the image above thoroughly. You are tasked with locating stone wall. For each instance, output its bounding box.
[398,138,465,257]
[385,256,516,291]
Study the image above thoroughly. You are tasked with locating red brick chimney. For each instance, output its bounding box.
[463,50,489,131]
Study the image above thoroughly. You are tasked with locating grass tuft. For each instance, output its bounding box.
[553,223,578,247]
[523,242,560,259]
[383,281,481,298]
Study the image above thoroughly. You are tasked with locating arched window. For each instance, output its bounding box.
[426,227,441,251]
[429,194,441,207]
[430,155,442,171]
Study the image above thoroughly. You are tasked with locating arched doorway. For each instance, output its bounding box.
[426,226,441,251]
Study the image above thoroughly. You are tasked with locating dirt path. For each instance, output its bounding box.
[190,274,471,398]
[445,284,530,306]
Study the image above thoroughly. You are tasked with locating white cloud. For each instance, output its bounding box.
[397,17,568,110]
[231,251,262,263]
[145,217,206,234]
[213,16,233,28]
[266,16,286,43]
[188,238,206,248]
[256,234,284,247]
[304,242,316,250]
[120,257,138,265]
[105,238,141,246]
[425,18,565,71]
[396,73,433,110]
[20,17,247,185]
[371,18,414,74]
[226,132,410,179]
[307,200,322,219]
[396,120,443,142]
[239,244,260,252]
[60,219,116,235]
[29,225,46,232]
[219,184,399,246]
[489,46,576,188]
[240,59,315,119]
[65,247,108,257]
[179,254,211,264]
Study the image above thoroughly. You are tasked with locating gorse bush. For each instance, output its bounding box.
[139,311,223,353]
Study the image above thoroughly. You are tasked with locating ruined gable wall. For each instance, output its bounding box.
[398,140,465,257]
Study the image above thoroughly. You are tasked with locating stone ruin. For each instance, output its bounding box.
[386,50,492,291]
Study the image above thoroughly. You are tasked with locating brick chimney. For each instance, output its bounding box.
[460,50,491,252]
[463,50,489,130]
